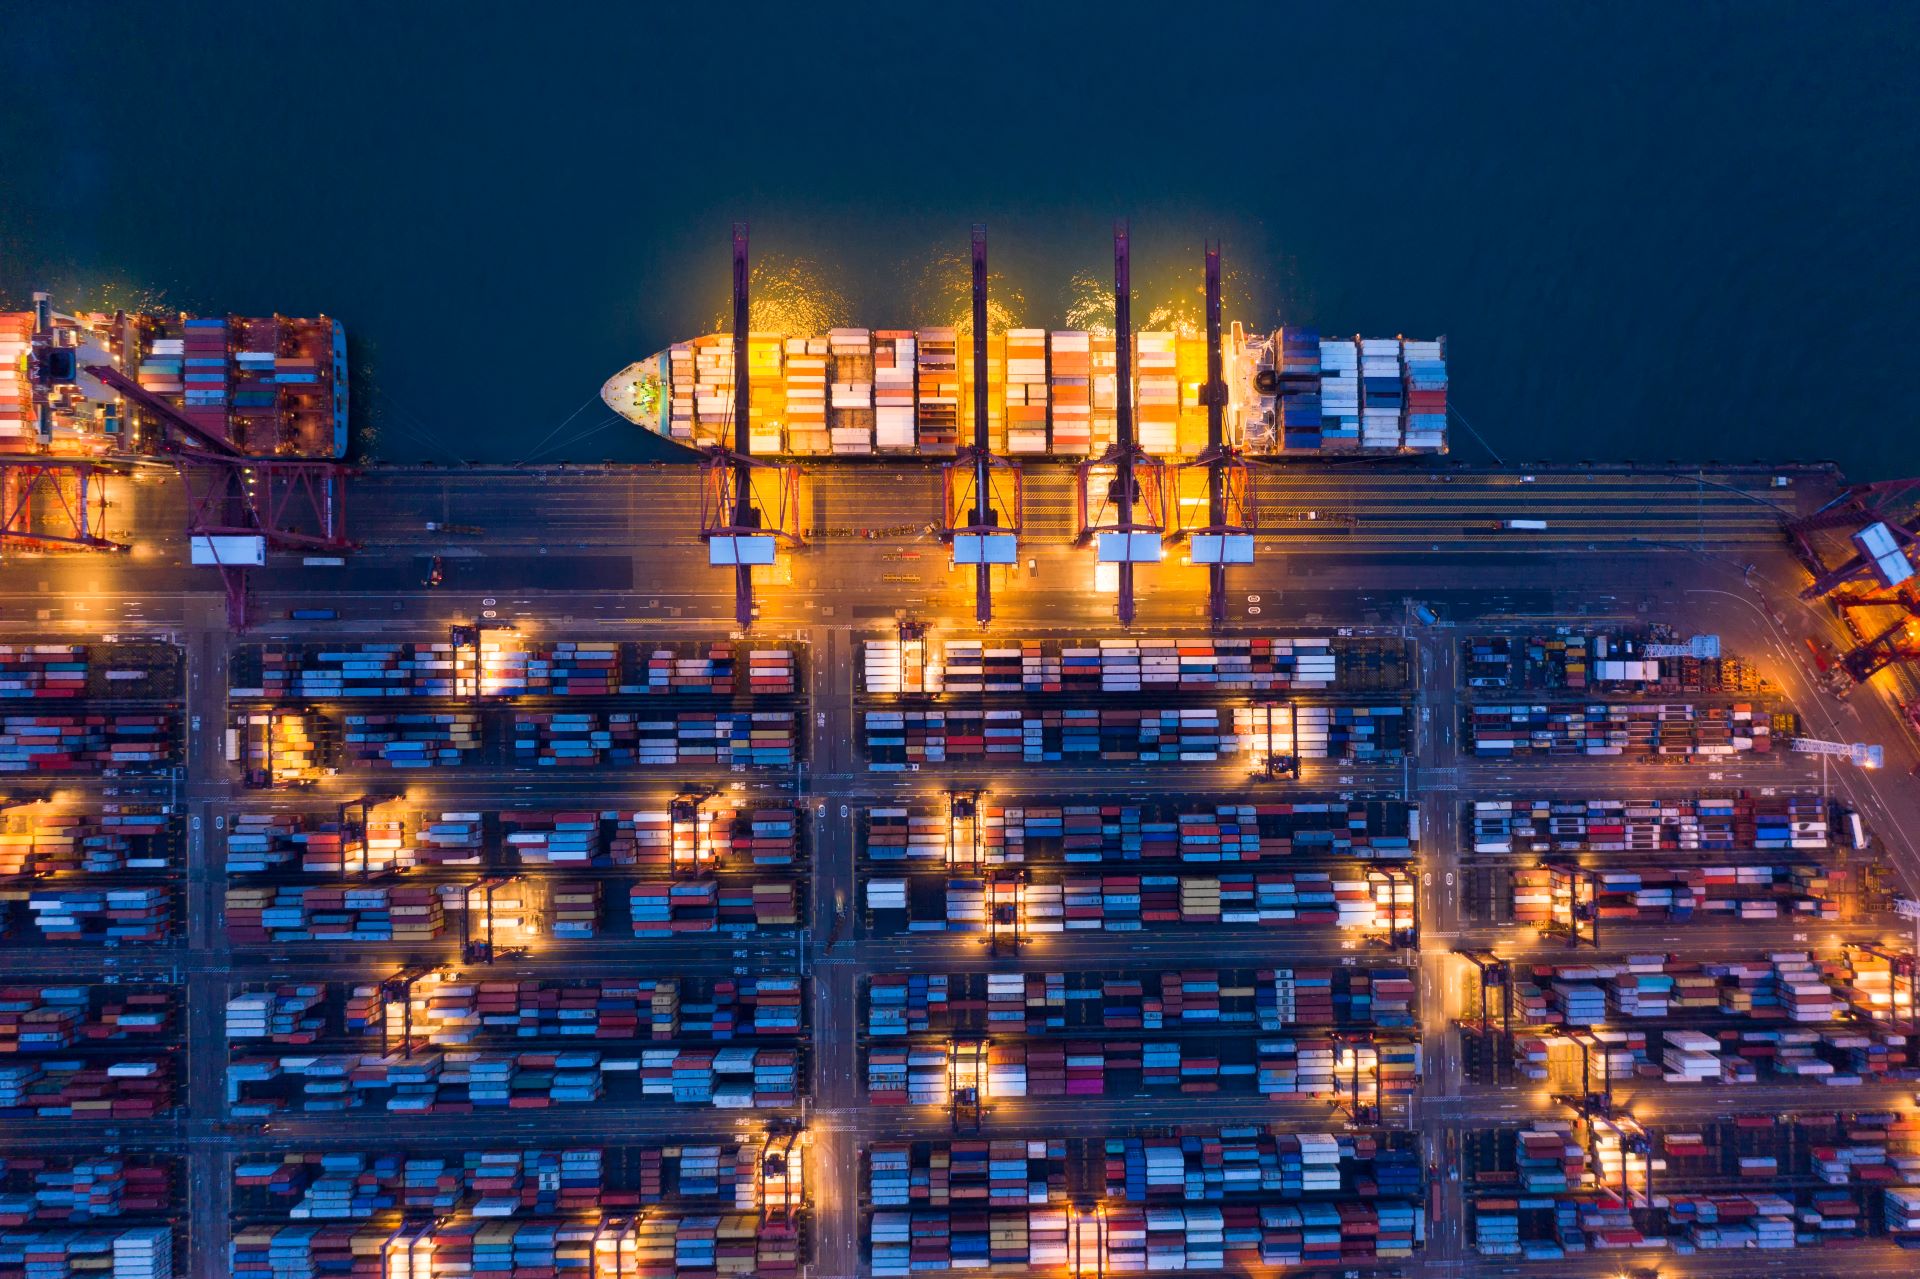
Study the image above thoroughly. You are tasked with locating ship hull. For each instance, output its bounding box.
[602,326,1447,461]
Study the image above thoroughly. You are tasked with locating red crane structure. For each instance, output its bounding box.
[699,223,805,629]
[84,363,352,629]
[1786,476,1920,684]
[0,458,125,553]
[1172,242,1256,628]
[939,224,1022,627]
[1075,222,1169,627]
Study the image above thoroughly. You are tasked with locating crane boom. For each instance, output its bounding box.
[1639,635,1721,659]
[1788,737,1884,768]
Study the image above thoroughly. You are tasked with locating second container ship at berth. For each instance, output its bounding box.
[603,322,1448,460]
[0,292,348,459]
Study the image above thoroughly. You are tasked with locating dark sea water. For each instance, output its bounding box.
[3,3,1915,477]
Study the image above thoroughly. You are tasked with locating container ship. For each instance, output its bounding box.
[0,292,347,459]
[603,324,1446,460]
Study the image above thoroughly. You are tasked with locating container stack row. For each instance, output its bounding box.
[1000,329,1046,454]
[0,805,175,879]
[225,975,802,1047]
[231,1144,781,1219]
[1514,1021,1913,1088]
[339,711,480,768]
[865,967,1413,1036]
[863,707,1247,768]
[629,879,799,936]
[479,637,620,696]
[0,1154,175,1224]
[777,335,828,454]
[826,327,875,455]
[226,805,803,877]
[228,1042,800,1116]
[863,704,1409,768]
[863,799,1416,867]
[1238,331,1447,454]
[865,1037,1414,1103]
[0,984,174,1055]
[0,714,177,774]
[913,328,960,453]
[240,1214,798,1277]
[665,325,1445,456]
[512,710,798,768]
[868,1130,1415,1207]
[232,639,797,699]
[1509,860,1846,925]
[224,883,447,946]
[4,885,172,946]
[872,331,917,451]
[1467,702,1773,757]
[1465,631,1767,694]
[0,1225,173,1277]
[1471,1113,1920,1258]
[224,877,793,944]
[0,643,179,701]
[1468,794,1829,855]
[871,1200,1420,1274]
[232,642,462,698]
[865,869,1409,935]
[1466,626,1766,687]
[913,636,1349,695]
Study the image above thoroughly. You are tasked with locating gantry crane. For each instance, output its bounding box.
[1557,1029,1616,1119]
[1330,1031,1382,1127]
[1248,697,1300,780]
[1371,864,1418,949]
[460,876,526,965]
[947,789,982,870]
[700,224,805,628]
[1787,476,1920,682]
[450,618,514,701]
[1076,222,1169,627]
[670,786,722,876]
[0,298,132,553]
[1459,950,1514,1084]
[949,1038,987,1133]
[84,362,353,629]
[340,793,401,879]
[758,1122,803,1223]
[1066,1203,1108,1279]
[0,458,125,553]
[1543,861,1603,949]
[1173,243,1256,627]
[1846,938,1918,1036]
[377,965,441,1058]
[941,225,1022,625]
[987,868,1025,957]
[1789,476,1920,598]
[1787,737,1885,769]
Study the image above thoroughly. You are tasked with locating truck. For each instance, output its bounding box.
[426,521,485,535]
[1498,519,1548,531]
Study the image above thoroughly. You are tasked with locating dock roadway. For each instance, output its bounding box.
[2,458,1919,1279]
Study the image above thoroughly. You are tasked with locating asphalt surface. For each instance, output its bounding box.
[3,459,1918,1279]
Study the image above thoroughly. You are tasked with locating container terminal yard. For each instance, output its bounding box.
[3,228,1920,1279]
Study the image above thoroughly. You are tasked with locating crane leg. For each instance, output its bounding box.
[735,565,753,628]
